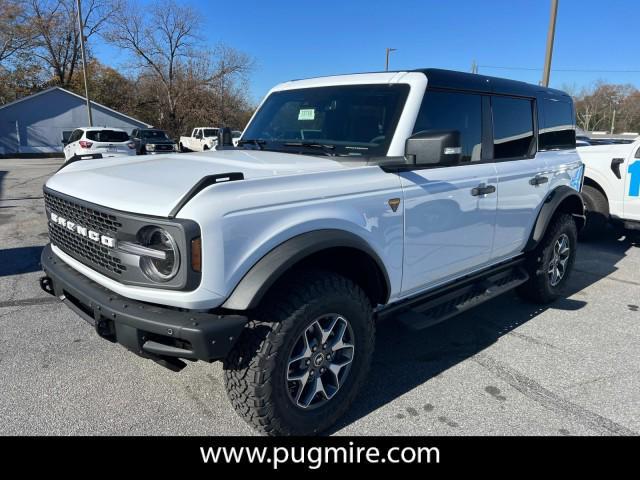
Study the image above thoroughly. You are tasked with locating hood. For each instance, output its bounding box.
[46,149,346,217]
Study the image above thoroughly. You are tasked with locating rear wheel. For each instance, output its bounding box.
[223,271,375,436]
[580,185,609,240]
[517,213,577,304]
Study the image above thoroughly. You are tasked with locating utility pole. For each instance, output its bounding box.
[541,0,558,87]
[385,48,397,71]
[76,0,93,126]
[471,60,478,74]
[610,108,616,135]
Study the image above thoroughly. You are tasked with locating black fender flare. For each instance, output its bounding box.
[221,229,391,311]
[524,186,585,252]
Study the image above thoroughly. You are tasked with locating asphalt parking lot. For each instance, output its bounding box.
[0,157,638,436]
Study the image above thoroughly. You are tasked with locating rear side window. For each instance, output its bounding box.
[86,130,130,142]
[67,130,82,143]
[413,90,483,162]
[539,98,575,150]
[492,96,535,159]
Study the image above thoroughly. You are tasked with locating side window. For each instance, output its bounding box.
[413,90,483,162]
[492,96,535,160]
[539,98,575,150]
[635,146,640,159]
[62,130,73,143]
[68,130,82,143]
[131,129,138,138]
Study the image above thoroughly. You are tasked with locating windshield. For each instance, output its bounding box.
[242,84,410,156]
[141,130,169,140]
[86,130,130,142]
[202,129,219,137]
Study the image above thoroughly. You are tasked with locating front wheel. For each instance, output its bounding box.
[517,213,577,304]
[223,271,375,436]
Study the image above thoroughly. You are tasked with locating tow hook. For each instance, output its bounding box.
[39,276,54,296]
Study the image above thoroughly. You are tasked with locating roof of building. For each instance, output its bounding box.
[0,87,151,127]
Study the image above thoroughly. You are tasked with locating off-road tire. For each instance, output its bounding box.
[517,213,577,304]
[579,185,609,240]
[223,270,375,436]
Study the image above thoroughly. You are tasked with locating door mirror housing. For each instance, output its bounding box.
[405,130,462,166]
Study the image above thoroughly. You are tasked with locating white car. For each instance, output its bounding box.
[578,137,640,237]
[179,127,219,152]
[63,127,136,161]
[41,68,585,436]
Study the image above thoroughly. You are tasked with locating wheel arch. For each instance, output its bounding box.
[221,229,391,311]
[582,176,609,202]
[525,186,585,252]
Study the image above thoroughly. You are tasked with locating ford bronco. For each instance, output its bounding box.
[40,69,585,435]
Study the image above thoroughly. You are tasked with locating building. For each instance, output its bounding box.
[0,87,151,156]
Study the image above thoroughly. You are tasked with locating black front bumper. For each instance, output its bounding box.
[40,244,247,368]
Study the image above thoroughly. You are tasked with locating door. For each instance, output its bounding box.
[400,89,498,295]
[491,96,549,259]
[624,143,640,221]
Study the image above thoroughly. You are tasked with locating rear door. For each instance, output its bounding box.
[491,95,549,260]
[400,89,498,295]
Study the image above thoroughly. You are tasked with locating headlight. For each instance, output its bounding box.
[138,226,180,282]
[146,144,156,151]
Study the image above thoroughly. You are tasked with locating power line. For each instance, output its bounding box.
[479,65,640,73]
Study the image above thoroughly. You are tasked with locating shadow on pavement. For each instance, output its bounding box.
[332,229,636,433]
[0,246,45,277]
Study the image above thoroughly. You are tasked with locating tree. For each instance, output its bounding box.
[105,0,254,136]
[574,82,640,134]
[105,0,200,134]
[0,0,32,68]
[27,0,120,87]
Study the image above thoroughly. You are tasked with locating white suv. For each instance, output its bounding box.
[63,127,136,161]
[41,69,585,436]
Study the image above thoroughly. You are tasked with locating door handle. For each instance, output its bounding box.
[471,184,496,196]
[529,175,549,186]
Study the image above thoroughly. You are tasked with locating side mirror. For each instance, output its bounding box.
[217,127,233,149]
[405,130,462,166]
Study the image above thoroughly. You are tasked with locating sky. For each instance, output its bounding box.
[93,0,640,102]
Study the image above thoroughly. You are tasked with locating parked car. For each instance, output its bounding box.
[578,137,640,237]
[62,127,136,161]
[40,68,584,436]
[130,128,177,155]
[232,130,242,147]
[179,127,219,152]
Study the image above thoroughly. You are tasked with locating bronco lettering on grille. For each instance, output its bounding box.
[50,211,116,248]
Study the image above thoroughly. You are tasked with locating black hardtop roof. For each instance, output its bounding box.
[415,68,570,99]
[288,68,571,100]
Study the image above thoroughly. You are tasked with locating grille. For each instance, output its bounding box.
[44,192,127,276]
[154,144,174,151]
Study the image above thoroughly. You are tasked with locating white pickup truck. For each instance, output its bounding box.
[578,137,640,237]
[179,127,219,152]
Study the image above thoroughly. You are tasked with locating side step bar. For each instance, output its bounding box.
[378,259,529,331]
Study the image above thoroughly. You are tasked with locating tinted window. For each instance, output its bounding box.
[492,96,535,159]
[243,84,410,156]
[539,98,575,150]
[413,90,482,162]
[69,130,83,143]
[202,129,218,137]
[141,129,169,139]
[86,130,130,142]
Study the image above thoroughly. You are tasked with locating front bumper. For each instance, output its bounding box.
[40,244,247,369]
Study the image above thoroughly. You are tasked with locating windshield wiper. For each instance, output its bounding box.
[238,139,266,150]
[282,142,336,156]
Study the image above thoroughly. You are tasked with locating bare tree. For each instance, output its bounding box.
[27,0,120,87]
[0,0,32,68]
[105,0,254,135]
[105,0,200,133]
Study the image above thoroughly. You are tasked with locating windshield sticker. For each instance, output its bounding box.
[298,109,315,121]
